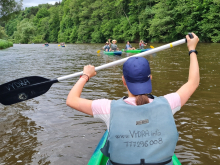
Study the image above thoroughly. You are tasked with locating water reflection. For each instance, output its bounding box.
[0,103,42,164]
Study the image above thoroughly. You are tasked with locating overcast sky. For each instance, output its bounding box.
[22,0,60,8]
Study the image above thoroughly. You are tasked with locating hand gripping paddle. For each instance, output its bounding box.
[0,33,194,105]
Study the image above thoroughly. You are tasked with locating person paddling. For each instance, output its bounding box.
[110,39,119,51]
[60,42,65,47]
[66,33,200,165]
[45,42,49,46]
[139,40,147,49]
[103,41,110,51]
[125,41,135,50]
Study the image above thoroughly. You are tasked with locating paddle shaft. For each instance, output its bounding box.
[58,38,187,81]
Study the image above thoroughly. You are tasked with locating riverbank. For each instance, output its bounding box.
[0,39,13,49]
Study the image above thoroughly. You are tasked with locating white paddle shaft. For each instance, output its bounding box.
[57,38,186,81]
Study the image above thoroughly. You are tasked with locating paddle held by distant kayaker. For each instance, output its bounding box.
[66,33,200,165]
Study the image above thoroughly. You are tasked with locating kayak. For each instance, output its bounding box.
[88,131,109,165]
[88,130,181,165]
[103,51,122,56]
[58,45,66,47]
[122,48,151,53]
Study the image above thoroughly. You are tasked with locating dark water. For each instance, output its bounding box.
[0,42,219,165]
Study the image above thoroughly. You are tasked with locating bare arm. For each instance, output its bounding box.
[177,33,200,107]
[108,39,111,47]
[66,65,97,115]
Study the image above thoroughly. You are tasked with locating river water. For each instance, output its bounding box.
[0,42,219,165]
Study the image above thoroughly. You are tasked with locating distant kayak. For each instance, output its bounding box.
[122,48,151,53]
[88,130,182,165]
[58,44,66,47]
[103,51,122,56]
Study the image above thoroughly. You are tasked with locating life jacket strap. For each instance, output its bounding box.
[110,158,172,165]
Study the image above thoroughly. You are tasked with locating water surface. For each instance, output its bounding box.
[0,42,220,164]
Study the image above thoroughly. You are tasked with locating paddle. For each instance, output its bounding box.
[97,50,101,53]
[0,33,193,105]
[150,45,154,49]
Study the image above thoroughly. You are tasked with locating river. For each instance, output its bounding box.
[0,42,219,165]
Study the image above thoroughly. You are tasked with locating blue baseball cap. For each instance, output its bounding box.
[123,57,152,95]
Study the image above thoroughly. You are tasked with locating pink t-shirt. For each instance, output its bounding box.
[92,93,181,130]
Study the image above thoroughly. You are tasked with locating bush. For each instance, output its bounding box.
[0,39,13,49]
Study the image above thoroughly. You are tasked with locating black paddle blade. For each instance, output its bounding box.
[0,76,58,105]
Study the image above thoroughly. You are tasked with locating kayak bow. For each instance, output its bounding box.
[103,51,122,56]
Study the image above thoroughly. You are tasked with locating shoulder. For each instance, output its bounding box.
[163,93,181,114]
[92,99,112,115]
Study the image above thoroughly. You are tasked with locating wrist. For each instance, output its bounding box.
[82,73,90,78]
[189,50,198,56]
[80,74,89,82]
[189,52,196,56]
[80,76,88,82]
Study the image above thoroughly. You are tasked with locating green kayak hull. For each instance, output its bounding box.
[122,49,151,53]
[103,51,122,56]
[88,131,181,165]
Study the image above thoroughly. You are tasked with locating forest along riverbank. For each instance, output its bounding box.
[4,1,220,44]
[0,39,13,49]
[0,43,219,164]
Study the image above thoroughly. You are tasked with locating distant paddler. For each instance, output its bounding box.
[44,42,49,47]
[125,41,135,50]
[58,42,65,47]
[139,40,147,49]
[109,39,119,51]
[102,41,110,51]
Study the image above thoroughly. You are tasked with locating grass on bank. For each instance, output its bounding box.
[0,39,13,49]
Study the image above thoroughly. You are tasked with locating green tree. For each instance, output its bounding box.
[0,26,8,39]
[4,0,220,43]
[36,8,50,19]
[0,0,23,23]
[48,6,60,42]
[199,0,220,42]
[148,0,178,42]
[13,19,36,43]
[5,19,18,36]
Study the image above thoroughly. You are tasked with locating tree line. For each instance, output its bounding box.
[2,0,220,44]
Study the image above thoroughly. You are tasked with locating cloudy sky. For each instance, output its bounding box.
[22,0,60,8]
